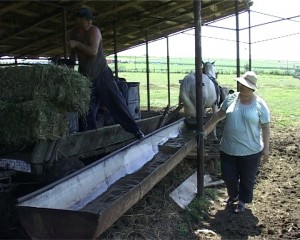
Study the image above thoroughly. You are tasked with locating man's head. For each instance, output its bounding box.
[76,7,94,20]
[75,7,94,30]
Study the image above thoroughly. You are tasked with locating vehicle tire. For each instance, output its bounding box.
[0,192,17,238]
[45,157,85,184]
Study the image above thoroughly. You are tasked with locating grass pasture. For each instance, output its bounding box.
[117,70,300,130]
[256,75,300,129]
[219,74,300,129]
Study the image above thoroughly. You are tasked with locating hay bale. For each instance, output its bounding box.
[0,65,91,147]
[0,100,67,147]
[0,65,91,115]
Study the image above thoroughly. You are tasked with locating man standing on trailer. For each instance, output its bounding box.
[69,7,144,139]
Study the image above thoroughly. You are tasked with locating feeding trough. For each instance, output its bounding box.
[17,118,197,239]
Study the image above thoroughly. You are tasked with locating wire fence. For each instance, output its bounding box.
[1,57,299,78]
[108,57,300,77]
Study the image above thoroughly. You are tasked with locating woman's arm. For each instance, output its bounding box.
[261,122,270,161]
[203,108,226,137]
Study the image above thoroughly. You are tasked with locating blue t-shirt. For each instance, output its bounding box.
[219,92,270,156]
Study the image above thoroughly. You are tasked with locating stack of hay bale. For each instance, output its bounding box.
[0,65,91,148]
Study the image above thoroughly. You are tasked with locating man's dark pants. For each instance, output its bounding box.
[80,66,140,134]
[220,151,261,203]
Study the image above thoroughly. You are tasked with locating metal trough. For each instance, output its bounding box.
[17,118,197,239]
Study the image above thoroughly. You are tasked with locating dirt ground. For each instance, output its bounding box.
[100,123,300,240]
[2,121,299,239]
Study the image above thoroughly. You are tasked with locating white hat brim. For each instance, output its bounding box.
[235,77,257,90]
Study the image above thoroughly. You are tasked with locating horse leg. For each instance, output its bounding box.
[180,92,196,118]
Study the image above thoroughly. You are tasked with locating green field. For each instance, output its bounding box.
[4,57,293,129]
[113,66,300,130]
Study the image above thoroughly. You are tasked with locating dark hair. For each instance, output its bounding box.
[76,7,94,20]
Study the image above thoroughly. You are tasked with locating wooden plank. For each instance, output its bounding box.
[30,115,163,164]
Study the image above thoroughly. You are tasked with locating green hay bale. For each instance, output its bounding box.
[0,65,91,115]
[0,65,92,147]
[0,100,68,148]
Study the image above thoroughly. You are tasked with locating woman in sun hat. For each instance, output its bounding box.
[204,71,270,213]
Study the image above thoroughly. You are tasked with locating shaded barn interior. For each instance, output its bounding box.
[1,0,251,59]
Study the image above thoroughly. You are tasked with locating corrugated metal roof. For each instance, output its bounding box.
[0,0,251,58]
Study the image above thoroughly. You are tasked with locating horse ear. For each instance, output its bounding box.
[202,60,205,66]
[211,61,215,65]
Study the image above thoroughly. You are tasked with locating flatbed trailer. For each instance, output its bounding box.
[0,111,166,187]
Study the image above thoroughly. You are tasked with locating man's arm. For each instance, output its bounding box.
[69,26,101,57]
[69,48,77,62]
[203,108,226,137]
[68,31,77,62]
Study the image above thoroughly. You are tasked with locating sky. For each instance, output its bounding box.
[118,0,300,61]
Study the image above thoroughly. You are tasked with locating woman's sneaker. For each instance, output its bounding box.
[233,201,246,213]
[226,197,239,208]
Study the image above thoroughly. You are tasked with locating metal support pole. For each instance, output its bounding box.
[62,7,68,59]
[235,0,241,91]
[146,32,150,111]
[194,0,204,197]
[113,22,118,78]
[248,8,252,71]
[166,36,171,107]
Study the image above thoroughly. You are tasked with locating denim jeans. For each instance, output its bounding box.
[220,151,261,203]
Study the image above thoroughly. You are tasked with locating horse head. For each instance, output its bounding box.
[202,61,216,79]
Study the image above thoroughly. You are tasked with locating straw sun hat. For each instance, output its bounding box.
[235,71,258,90]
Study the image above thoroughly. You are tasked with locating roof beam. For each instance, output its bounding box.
[0,10,62,44]
[0,2,29,15]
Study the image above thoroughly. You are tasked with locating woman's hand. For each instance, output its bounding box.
[261,148,270,162]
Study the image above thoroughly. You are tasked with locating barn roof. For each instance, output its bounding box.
[0,0,252,59]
